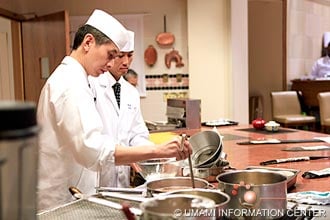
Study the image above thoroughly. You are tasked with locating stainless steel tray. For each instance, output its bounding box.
[245,166,300,189]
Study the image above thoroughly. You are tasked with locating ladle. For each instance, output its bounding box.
[181,134,195,188]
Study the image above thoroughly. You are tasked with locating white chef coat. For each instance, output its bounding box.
[310,56,330,78]
[89,72,153,188]
[37,56,117,212]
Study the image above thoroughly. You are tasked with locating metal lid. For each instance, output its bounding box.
[0,101,37,139]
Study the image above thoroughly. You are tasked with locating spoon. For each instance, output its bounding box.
[181,134,195,188]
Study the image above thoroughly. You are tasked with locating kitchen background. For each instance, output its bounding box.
[1,0,330,124]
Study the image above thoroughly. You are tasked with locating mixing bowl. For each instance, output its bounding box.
[136,158,181,181]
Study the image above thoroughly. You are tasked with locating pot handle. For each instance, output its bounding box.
[217,182,225,192]
[207,183,215,189]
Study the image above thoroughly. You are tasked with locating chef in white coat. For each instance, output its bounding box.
[89,31,152,188]
[37,9,192,212]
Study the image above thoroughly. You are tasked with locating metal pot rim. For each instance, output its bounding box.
[216,170,288,186]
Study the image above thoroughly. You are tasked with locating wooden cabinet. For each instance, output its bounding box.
[291,79,330,107]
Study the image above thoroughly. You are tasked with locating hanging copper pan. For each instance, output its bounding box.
[156,15,175,47]
[144,45,157,66]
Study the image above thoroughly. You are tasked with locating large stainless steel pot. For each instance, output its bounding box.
[165,189,230,220]
[216,170,287,220]
[140,194,216,220]
[146,177,212,196]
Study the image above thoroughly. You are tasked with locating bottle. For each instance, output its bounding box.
[0,101,38,220]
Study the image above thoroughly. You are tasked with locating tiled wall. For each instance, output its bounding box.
[145,73,189,90]
[140,73,189,121]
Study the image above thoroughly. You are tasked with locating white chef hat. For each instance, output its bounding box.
[121,30,135,52]
[86,9,128,50]
[323,32,330,47]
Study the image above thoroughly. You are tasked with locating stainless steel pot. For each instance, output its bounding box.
[165,189,230,220]
[146,177,212,196]
[216,170,287,220]
[140,194,216,220]
[189,131,222,167]
[181,166,225,182]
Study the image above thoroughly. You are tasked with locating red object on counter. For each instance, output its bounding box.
[121,202,135,220]
[252,118,266,129]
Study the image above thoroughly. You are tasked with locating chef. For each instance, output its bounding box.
[89,30,152,188]
[37,9,192,212]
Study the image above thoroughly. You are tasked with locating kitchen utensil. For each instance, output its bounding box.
[237,138,324,145]
[181,159,228,182]
[245,166,300,189]
[164,49,184,68]
[189,130,222,167]
[121,202,136,220]
[95,187,145,194]
[69,186,142,216]
[146,177,212,196]
[282,145,330,151]
[144,45,157,66]
[140,194,215,220]
[217,170,287,220]
[155,15,175,47]
[181,133,195,188]
[99,191,146,203]
[136,158,181,181]
[164,188,230,219]
[260,156,330,165]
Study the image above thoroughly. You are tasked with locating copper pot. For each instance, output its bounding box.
[156,15,175,47]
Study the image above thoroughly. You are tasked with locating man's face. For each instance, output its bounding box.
[83,34,119,77]
[108,51,134,79]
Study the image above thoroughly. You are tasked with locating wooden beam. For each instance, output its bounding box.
[0,7,26,21]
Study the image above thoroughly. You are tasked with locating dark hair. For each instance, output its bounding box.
[72,24,113,49]
[124,69,138,80]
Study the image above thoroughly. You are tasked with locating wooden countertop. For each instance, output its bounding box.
[175,125,330,192]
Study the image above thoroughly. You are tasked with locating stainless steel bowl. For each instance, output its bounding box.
[137,158,181,181]
[189,130,222,167]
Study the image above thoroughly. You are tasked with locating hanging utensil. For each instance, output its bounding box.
[156,15,175,47]
[144,45,157,66]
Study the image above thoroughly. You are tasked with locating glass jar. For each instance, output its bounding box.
[0,101,38,220]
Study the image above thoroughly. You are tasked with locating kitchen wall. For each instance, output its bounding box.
[1,0,249,124]
[5,1,330,124]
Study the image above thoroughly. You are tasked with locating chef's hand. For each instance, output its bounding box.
[158,136,192,161]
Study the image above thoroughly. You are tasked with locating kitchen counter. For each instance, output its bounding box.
[150,124,330,192]
[38,125,330,219]
[178,125,330,192]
